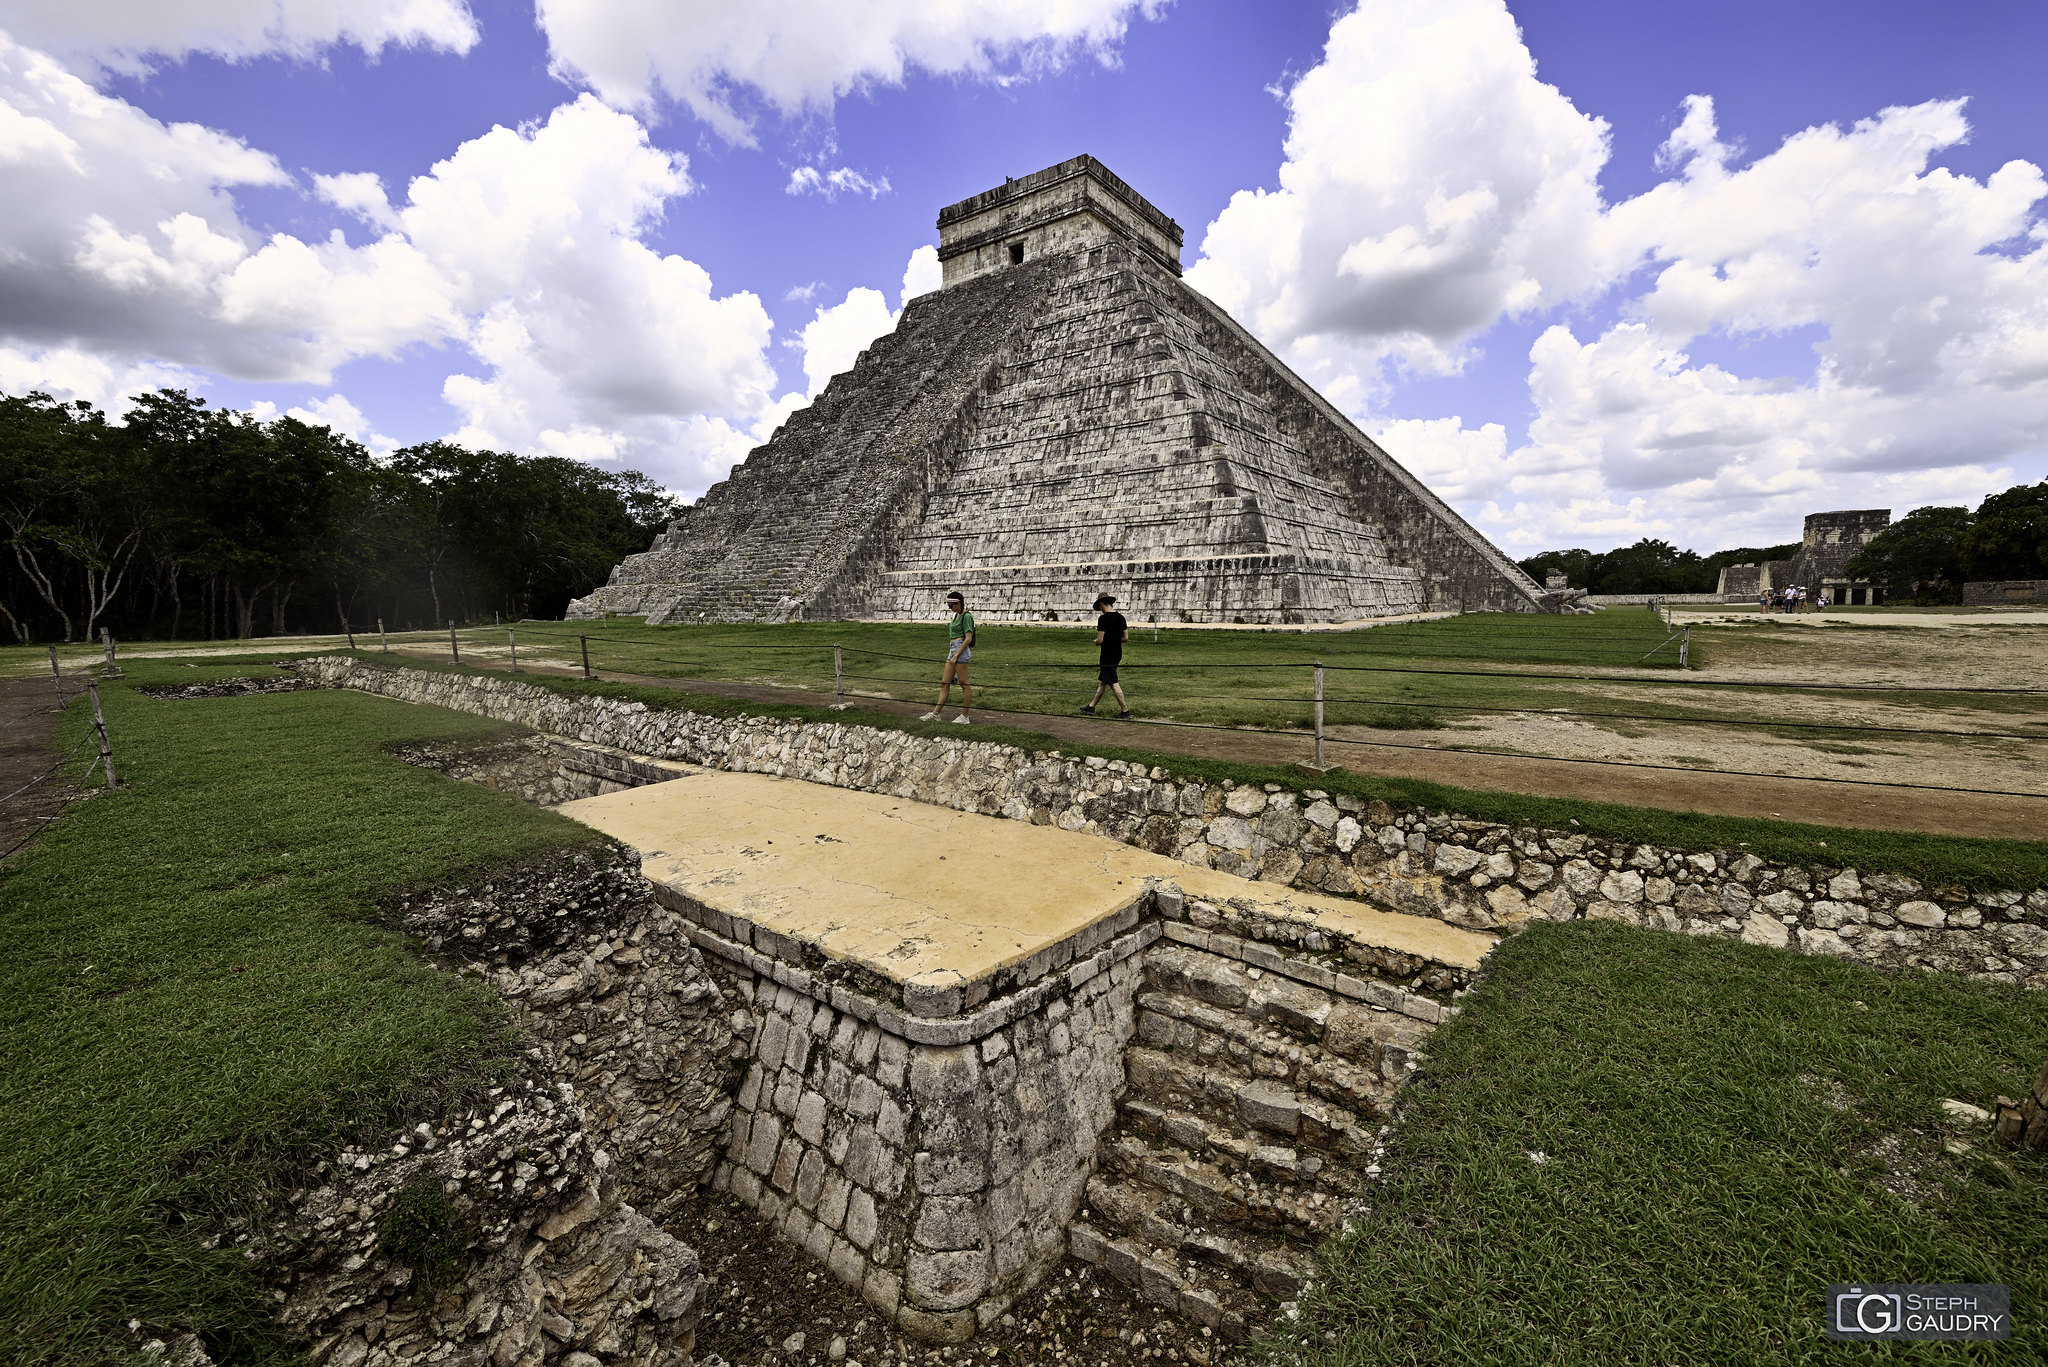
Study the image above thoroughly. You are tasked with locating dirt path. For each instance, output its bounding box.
[379,649,2048,841]
[0,675,85,862]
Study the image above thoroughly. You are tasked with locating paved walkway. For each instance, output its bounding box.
[557,769,1493,988]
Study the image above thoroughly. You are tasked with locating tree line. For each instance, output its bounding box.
[0,390,681,643]
[1519,478,2048,602]
[1840,482,2048,601]
[1516,539,1800,597]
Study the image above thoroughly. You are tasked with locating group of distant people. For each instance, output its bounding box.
[917,590,1132,726]
[1758,586,1832,612]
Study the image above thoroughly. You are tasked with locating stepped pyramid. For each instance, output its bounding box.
[570,157,1550,625]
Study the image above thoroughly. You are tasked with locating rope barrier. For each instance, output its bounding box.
[0,732,96,807]
[375,643,2048,802]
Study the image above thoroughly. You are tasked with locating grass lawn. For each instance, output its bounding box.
[1285,921,2048,1365]
[432,611,1712,734]
[0,660,600,1366]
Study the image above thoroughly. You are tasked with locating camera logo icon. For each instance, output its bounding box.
[1824,1283,2009,1341]
[1835,1288,1901,1336]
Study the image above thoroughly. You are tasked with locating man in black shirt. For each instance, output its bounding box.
[1080,593,1131,719]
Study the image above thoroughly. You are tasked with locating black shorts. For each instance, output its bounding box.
[1098,657,1121,684]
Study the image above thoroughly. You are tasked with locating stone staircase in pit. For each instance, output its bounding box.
[1069,934,1447,1339]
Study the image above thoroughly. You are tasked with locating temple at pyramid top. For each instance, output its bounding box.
[936,155,1184,286]
[570,158,1555,626]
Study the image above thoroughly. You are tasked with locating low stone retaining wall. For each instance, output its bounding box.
[1963,580,2048,606]
[300,657,2048,992]
[1581,592,1742,606]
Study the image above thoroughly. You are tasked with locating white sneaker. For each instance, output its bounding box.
[918,711,941,721]
[950,714,971,725]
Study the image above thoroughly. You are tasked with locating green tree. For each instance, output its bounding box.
[1517,549,1597,590]
[0,392,149,642]
[1844,505,1973,602]
[1962,479,2048,580]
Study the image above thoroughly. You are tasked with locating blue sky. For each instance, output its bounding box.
[3,0,2046,556]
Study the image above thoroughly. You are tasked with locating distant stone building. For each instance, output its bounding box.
[570,156,1552,625]
[1716,509,1890,604]
[1963,580,2048,605]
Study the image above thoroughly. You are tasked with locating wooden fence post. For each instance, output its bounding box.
[86,680,116,790]
[449,621,461,663]
[100,628,123,678]
[1314,662,1326,770]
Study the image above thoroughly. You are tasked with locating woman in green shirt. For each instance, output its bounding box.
[919,591,975,724]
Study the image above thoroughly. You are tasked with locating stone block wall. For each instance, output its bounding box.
[680,889,1149,1342]
[300,659,2048,992]
[1963,580,2048,606]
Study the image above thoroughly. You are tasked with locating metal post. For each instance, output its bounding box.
[86,680,115,791]
[579,634,592,680]
[835,644,844,703]
[449,621,460,663]
[1313,662,1326,770]
[1680,626,1690,668]
[378,618,388,652]
[100,627,123,678]
[343,617,357,651]
[508,628,518,672]
[48,644,62,699]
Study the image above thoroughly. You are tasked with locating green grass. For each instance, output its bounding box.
[305,654,2048,893]
[1281,921,2047,1365]
[410,611,1713,731]
[0,659,599,1366]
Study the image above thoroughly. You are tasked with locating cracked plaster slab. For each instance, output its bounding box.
[557,772,1491,986]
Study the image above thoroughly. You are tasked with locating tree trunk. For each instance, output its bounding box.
[272,579,293,636]
[9,541,74,641]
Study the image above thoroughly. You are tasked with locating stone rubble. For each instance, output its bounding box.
[1993,1059,2048,1151]
[236,847,732,1367]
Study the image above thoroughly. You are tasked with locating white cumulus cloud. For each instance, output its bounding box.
[534,0,1166,142]
[0,0,478,71]
[1192,0,2048,552]
[0,28,787,493]
[786,165,890,200]
[1186,0,1615,408]
[900,244,940,303]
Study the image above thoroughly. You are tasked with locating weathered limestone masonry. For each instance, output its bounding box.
[569,157,1551,625]
[691,891,1144,1344]
[1068,905,1452,1335]
[670,885,1466,1345]
[252,848,730,1367]
[1716,509,1891,604]
[302,658,2048,992]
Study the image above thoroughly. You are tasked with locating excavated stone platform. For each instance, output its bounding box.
[558,772,1485,1000]
[555,773,1490,1342]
